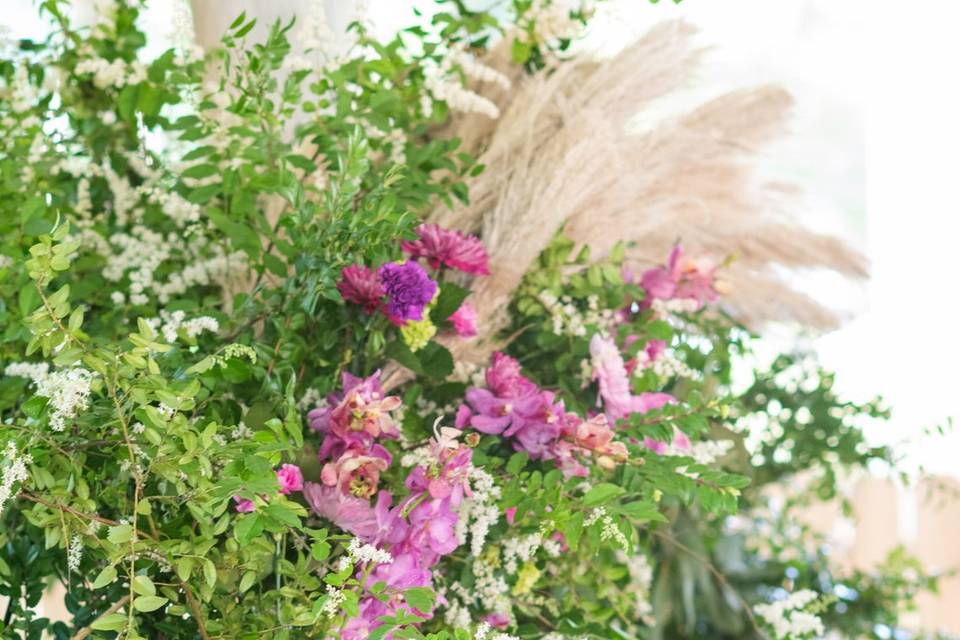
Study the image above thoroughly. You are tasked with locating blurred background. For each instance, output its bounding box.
[6,0,959,634]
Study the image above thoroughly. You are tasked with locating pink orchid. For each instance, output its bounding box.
[639,244,720,309]
[449,301,478,337]
[400,223,491,275]
[321,444,392,499]
[308,371,402,460]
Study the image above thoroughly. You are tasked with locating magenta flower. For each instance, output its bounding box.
[400,223,491,275]
[485,351,538,398]
[406,498,460,558]
[405,436,473,504]
[639,244,719,309]
[377,260,438,322]
[337,265,385,314]
[449,301,478,337]
[276,464,304,495]
[233,496,256,513]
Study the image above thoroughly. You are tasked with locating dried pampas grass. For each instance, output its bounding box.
[430,20,866,367]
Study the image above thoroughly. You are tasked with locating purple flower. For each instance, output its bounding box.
[590,334,677,422]
[378,261,438,322]
[276,464,304,494]
[400,223,491,275]
[307,371,401,461]
[337,265,385,314]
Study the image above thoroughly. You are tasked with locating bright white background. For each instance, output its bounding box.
[5,0,959,475]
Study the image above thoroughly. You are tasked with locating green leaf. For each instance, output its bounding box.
[402,587,436,614]
[385,341,423,375]
[133,595,168,613]
[432,283,469,321]
[506,451,529,475]
[203,558,217,589]
[92,565,117,589]
[132,575,156,597]
[617,501,667,523]
[418,342,453,379]
[583,483,625,507]
[91,613,127,631]
[234,514,264,545]
[107,524,133,544]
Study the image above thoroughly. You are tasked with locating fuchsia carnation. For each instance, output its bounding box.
[378,260,438,322]
[401,223,491,275]
[638,243,719,310]
[337,264,385,314]
[449,301,478,337]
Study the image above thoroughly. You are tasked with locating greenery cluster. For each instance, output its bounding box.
[0,1,945,640]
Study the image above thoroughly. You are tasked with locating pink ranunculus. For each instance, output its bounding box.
[321,444,392,499]
[276,464,304,495]
[337,264,385,314]
[449,301,478,337]
[303,482,378,540]
[400,223,491,275]
[234,496,256,513]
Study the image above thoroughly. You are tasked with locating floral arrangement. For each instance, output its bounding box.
[0,1,944,640]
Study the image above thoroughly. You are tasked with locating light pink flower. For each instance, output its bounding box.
[276,464,304,495]
[401,223,491,275]
[449,301,478,337]
[590,334,676,421]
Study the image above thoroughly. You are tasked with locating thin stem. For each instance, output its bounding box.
[69,595,130,640]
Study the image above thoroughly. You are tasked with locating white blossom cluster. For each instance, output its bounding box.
[346,537,393,565]
[151,310,219,343]
[320,584,345,617]
[754,590,825,639]
[424,47,508,119]
[520,0,594,49]
[67,534,83,572]
[617,551,655,625]
[0,442,32,517]
[650,350,696,379]
[502,531,542,575]
[650,298,700,316]
[74,54,147,90]
[455,466,502,556]
[6,363,94,432]
[584,506,629,550]
[297,387,323,411]
[477,624,522,640]
[538,293,614,337]
[448,556,513,626]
